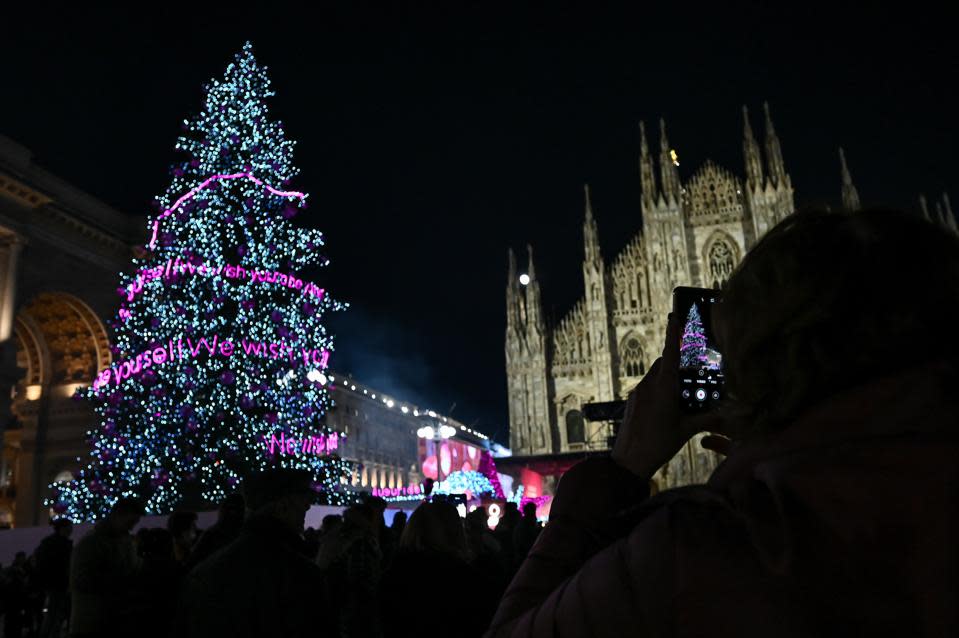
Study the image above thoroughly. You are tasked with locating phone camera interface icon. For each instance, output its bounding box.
[695,388,707,402]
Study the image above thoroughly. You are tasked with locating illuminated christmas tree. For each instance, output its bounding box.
[680,303,708,368]
[51,43,352,520]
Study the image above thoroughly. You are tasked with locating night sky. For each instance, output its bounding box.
[4,5,956,444]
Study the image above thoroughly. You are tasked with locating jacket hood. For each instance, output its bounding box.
[707,363,959,629]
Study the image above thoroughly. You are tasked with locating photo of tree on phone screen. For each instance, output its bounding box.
[680,303,722,371]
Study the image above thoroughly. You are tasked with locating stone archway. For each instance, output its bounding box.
[3,292,112,526]
[15,292,111,391]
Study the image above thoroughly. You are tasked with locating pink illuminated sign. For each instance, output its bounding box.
[123,258,324,304]
[92,334,330,392]
[372,484,423,498]
[263,431,339,456]
[148,172,307,248]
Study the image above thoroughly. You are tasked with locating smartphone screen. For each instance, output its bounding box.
[672,287,723,411]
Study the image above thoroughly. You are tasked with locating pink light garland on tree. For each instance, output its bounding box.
[148,171,307,248]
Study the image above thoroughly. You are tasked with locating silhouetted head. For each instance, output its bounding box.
[522,502,538,520]
[391,511,407,529]
[321,514,343,534]
[242,468,315,534]
[51,518,73,538]
[715,208,959,436]
[464,507,489,532]
[167,510,199,547]
[363,495,387,528]
[108,497,145,533]
[400,501,468,561]
[499,501,520,528]
[217,493,246,528]
[342,504,377,533]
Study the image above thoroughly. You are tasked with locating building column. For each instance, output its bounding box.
[0,234,24,433]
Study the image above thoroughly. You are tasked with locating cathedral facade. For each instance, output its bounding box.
[506,104,803,489]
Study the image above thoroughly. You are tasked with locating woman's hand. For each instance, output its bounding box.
[611,313,725,479]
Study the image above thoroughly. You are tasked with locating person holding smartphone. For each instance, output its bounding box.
[485,209,959,637]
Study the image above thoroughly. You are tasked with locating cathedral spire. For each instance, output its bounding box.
[506,247,522,330]
[525,244,544,330]
[763,101,787,187]
[638,121,658,205]
[933,194,958,234]
[658,118,681,203]
[583,184,602,264]
[742,105,764,190]
[944,193,957,233]
[839,147,861,211]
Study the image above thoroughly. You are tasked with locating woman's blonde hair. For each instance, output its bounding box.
[714,208,959,436]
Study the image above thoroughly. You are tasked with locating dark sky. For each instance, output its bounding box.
[4,4,956,444]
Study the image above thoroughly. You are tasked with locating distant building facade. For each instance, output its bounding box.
[323,374,493,495]
[0,135,140,526]
[504,105,957,490]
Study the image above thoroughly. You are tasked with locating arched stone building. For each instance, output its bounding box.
[0,135,140,527]
[506,105,958,491]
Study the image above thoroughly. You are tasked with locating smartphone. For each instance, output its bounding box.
[672,287,723,411]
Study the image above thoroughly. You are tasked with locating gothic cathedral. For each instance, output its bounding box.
[505,104,799,490]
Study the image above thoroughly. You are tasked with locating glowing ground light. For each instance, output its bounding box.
[488,503,501,528]
[519,273,530,286]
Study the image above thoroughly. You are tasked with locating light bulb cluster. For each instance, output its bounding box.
[433,470,495,498]
[48,42,355,521]
[326,373,490,442]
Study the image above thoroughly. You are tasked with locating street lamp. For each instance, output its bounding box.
[417,423,456,486]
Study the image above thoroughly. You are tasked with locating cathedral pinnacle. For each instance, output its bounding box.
[742,105,764,190]
[638,121,657,205]
[583,184,602,264]
[505,247,523,331]
[937,193,958,233]
[763,101,776,134]
[525,244,544,331]
[658,118,681,203]
[838,147,861,211]
[763,101,787,187]
[919,194,931,221]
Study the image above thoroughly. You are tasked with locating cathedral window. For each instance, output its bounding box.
[707,238,736,285]
[565,410,585,445]
[622,337,645,377]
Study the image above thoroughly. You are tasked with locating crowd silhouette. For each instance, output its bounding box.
[1,208,957,637]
